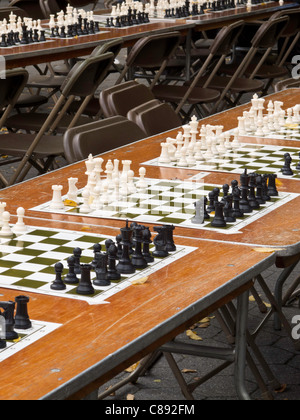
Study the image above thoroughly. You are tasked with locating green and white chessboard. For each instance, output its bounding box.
[0,319,61,363]
[143,144,300,179]
[229,123,300,142]
[30,178,299,235]
[0,226,196,305]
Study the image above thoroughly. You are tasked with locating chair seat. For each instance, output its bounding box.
[5,113,92,133]
[0,133,64,158]
[243,63,289,79]
[152,85,220,104]
[188,75,264,93]
[15,94,48,109]
[26,75,65,89]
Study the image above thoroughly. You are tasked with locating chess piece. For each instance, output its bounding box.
[165,225,176,252]
[0,212,13,237]
[211,201,226,228]
[13,207,27,234]
[192,199,205,224]
[73,247,82,275]
[131,225,148,269]
[142,227,154,263]
[51,262,66,290]
[77,264,95,295]
[94,252,110,286]
[64,256,80,285]
[281,153,294,176]
[14,295,32,330]
[67,178,79,202]
[152,226,169,258]
[267,174,278,197]
[116,221,135,274]
[50,185,64,210]
[239,169,252,213]
[107,244,121,281]
[0,301,18,340]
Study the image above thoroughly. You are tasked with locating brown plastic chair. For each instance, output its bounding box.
[220,16,290,96]
[127,101,182,136]
[99,81,138,118]
[71,117,146,161]
[63,116,126,164]
[153,20,245,117]
[0,52,114,186]
[107,82,156,118]
[116,32,182,89]
[181,20,265,113]
[5,51,114,134]
[275,78,300,92]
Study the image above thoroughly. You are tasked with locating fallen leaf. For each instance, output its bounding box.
[198,322,210,328]
[63,199,78,207]
[131,276,149,285]
[186,329,203,341]
[127,394,135,400]
[125,361,140,373]
[199,317,211,323]
[181,368,197,374]
[154,379,161,383]
[274,383,287,393]
[252,248,283,253]
[249,295,257,302]
[263,301,272,308]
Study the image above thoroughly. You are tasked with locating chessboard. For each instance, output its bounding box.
[144,143,300,180]
[30,177,299,234]
[0,225,196,305]
[0,319,61,363]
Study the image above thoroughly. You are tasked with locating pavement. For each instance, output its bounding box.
[0,18,299,400]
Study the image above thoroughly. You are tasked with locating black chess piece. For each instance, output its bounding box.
[142,227,154,263]
[116,221,135,274]
[77,264,94,295]
[165,225,176,252]
[223,195,236,223]
[131,225,148,269]
[73,247,82,275]
[91,244,102,269]
[0,301,18,341]
[239,169,253,213]
[248,174,260,210]
[281,152,294,176]
[107,244,121,281]
[51,262,66,290]
[211,201,227,227]
[207,190,216,213]
[14,295,32,330]
[267,174,278,197]
[152,226,169,258]
[255,175,266,205]
[296,152,300,171]
[94,252,111,286]
[231,186,244,218]
[64,256,80,285]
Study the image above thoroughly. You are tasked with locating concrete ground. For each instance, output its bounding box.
[0,9,299,399]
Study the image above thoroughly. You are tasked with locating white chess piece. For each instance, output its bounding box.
[136,167,148,190]
[0,202,6,227]
[13,207,27,234]
[67,178,78,203]
[0,211,13,237]
[127,170,137,194]
[50,185,64,210]
[159,142,171,164]
[80,188,91,213]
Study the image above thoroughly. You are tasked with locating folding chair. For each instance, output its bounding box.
[127,101,183,136]
[99,81,138,118]
[115,32,182,89]
[220,16,290,97]
[152,21,244,118]
[69,117,146,161]
[106,82,156,118]
[0,52,114,186]
[63,116,130,164]
[275,78,300,92]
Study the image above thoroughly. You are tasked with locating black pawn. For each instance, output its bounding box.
[211,201,227,227]
[107,244,121,281]
[14,295,32,330]
[77,264,94,295]
[296,152,300,171]
[51,262,66,290]
[73,247,82,275]
[64,256,79,285]
[116,221,135,274]
[91,243,102,269]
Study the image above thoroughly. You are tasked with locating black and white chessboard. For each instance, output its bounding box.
[144,144,300,180]
[30,177,299,234]
[0,225,195,305]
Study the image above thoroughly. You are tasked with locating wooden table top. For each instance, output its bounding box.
[2,89,300,255]
[2,1,298,69]
[0,215,274,400]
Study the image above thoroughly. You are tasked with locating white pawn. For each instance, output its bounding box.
[1,212,13,237]
[127,170,137,194]
[50,185,64,210]
[13,207,27,234]
[0,202,6,227]
[136,167,148,190]
[80,188,91,214]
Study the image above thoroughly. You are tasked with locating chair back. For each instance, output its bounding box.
[0,68,28,127]
[70,118,146,161]
[99,81,137,117]
[60,52,114,97]
[251,15,289,49]
[128,101,182,136]
[271,8,300,37]
[108,83,156,117]
[210,20,244,56]
[63,116,125,163]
